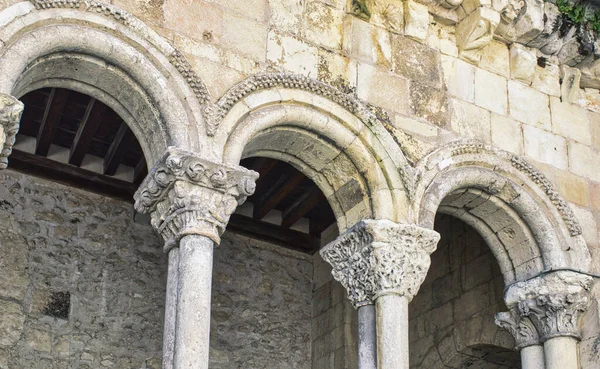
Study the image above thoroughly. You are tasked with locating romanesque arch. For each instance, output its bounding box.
[0,0,211,164]
[410,140,591,284]
[211,72,413,231]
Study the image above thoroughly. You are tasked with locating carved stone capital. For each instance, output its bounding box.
[134,147,258,251]
[456,7,500,63]
[320,220,440,308]
[495,309,540,350]
[0,94,24,169]
[505,271,593,341]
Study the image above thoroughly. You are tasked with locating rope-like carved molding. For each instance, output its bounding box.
[207,72,378,136]
[29,0,211,108]
[511,156,582,236]
[209,72,415,195]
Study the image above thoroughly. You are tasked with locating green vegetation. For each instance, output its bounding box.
[555,0,600,34]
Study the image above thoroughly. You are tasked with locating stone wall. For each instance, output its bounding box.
[410,214,518,368]
[0,169,314,369]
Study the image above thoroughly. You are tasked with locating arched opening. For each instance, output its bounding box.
[410,214,520,368]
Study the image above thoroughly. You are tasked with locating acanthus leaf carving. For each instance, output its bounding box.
[0,94,24,170]
[320,220,440,308]
[505,271,593,341]
[495,309,540,350]
[134,147,258,251]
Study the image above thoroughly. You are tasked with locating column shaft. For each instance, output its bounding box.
[376,295,409,369]
[173,235,215,369]
[521,345,545,369]
[162,248,180,369]
[544,337,579,369]
[358,305,377,369]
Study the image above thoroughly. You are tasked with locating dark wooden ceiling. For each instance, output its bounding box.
[9,88,336,253]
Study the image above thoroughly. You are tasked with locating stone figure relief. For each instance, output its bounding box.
[0,94,24,169]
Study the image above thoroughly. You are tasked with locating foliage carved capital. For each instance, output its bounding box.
[0,94,24,169]
[320,220,440,308]
[134,147,258,251]
[505,271,593,341]
[495,309,540,350]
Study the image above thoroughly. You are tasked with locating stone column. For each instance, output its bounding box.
[495,309,545,369]
[504,271,594,369]
[320,220,440,369]
[134,147,258,369]
[0,93,24,169]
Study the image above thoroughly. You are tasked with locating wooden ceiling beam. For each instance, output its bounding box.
[69,98,106,167]
[252,170,305,220]
[103,123,134,176]
[35,88,70,157]
[227,214,319,253]
[133,158,148,186]
[281,185,324,229]
[9,149,136,201]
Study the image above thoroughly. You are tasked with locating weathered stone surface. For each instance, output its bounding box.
[474,67,507,114]
[442,55,475,102]
[404,0,429,41]
[342,15,392,67]
[532,63,561,97]
[509,43,536,84]
[357,63,410,114]
[267,30,319,76]
[391,34,442,87]
[550,97,591,146]
[410,82,449,126]
[561,65,582,104]
[491,113,522,155]
[304,1,344,50]
[0,300,24,347]
[508,80,551,129]
[450,98,492,142]
[456,7,500,63]
[523,124,568,169]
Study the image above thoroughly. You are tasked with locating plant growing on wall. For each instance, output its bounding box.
[555,0,600,34]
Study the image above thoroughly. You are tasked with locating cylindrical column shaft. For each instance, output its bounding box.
[162,248,180,369]
[173,235,215,369]
[358,305,377,369]
[521,345,545,369]
[544,336,579,369]
[376,294,409,369]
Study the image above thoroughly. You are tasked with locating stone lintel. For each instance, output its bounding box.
[320,219,440,309]
[134,147,258,251]
[0,93,24,169]
[504,271,594,341]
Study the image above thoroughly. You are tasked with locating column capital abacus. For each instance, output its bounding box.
[0,93,24,169]
[320,220,440,308]
[505,271,593,341]
[134,147,258,251]
[495,309,540,350]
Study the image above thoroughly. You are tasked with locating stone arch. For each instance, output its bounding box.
[0,0,211,164]
[212,73,413,232]
[411,140,591,285]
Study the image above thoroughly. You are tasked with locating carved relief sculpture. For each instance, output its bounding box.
[456,7,501,63]
[0,94,24,169]
[504,271,593,341]
[320,220,440,308]
[495,309,541,350]
[134,147,258,251]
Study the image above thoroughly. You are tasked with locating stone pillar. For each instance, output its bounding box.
[504,271,594,369]
[495,309,545,369]
[0,93,24,169]
[134,147,258,369]
[320,220,440,369]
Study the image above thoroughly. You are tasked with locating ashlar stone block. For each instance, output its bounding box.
[522,124,568,169]
[450,99,491,143]
[509,43,536,85]
[491,113,522,155]
[550,97,591,146]
[474,68,507,115]
[404,0,429,41]
[267,30,319,76]
[441,55,475,102]
[508,80,551,129]
[304,1,344,50]
[561,65,581,104]
[569,141,600,182]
